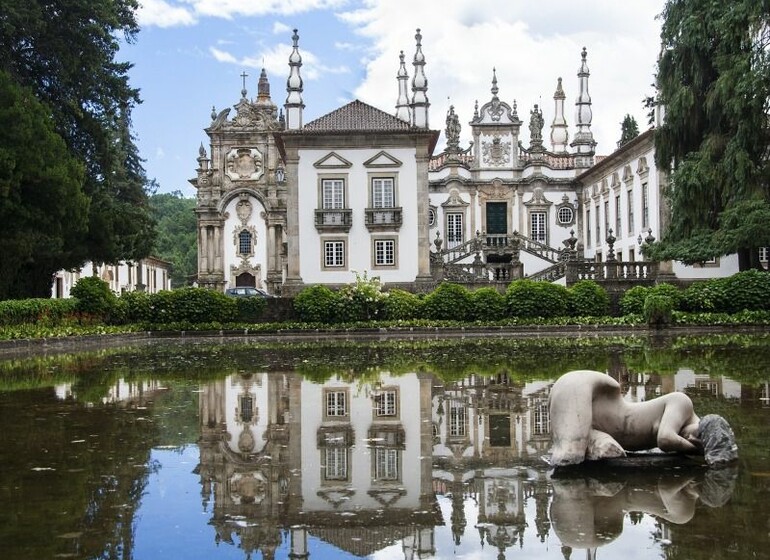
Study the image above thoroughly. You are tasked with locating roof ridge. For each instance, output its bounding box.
[303,99,412,132]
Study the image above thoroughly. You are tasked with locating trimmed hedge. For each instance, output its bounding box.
[506,279,569,318]
[0,298,77,326]
[567,280,609,317]
[422,282,473,321]
[383,289,423,320]
[293,285,340,323]
[470,287,506,320]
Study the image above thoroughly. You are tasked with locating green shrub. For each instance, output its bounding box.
[470,287,506,320]
[722,270,770,313]
[422,282,473,321]
[120,290,152,323]
[567,280,609,317]
[619,286,650,315]
[71,276,117,318]
[142,288,237,324]
[681,279,723,312]
[235,297,267,322]
[336,272,387,322]
[383,289,423,320]
[294,285,340,323]
[643,294,674,328]
[506,279,569,318]
[0,298,77,326]
[649,283,683,310]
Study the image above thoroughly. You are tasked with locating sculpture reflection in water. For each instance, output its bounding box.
[194,369,739,559]
[551,467,738,560]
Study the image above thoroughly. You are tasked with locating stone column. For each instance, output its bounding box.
[199,225,209,273]
[283,150,303,290]
[214,225,222,273]
[415,148,433,283]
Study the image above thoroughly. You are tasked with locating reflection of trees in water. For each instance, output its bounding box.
[0,389,159,559]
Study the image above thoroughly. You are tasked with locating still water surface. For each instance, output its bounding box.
[0,335,768,559]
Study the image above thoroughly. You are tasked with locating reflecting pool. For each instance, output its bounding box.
[0,334,768,559]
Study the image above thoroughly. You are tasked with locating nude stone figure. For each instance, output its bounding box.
[548,370,737,467]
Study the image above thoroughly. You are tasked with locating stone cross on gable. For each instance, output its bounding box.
[240,71,249,98]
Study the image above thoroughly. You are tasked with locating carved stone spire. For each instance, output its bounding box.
[257,68,271,103]
[491,67,499,100]
[571,47,595,163]
[395,50,411,123]
[410,28,429,128]
[285,29,304,130]
[550,77,569,153]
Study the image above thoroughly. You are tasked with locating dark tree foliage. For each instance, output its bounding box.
[0,71,89,299]
[617,114,639,148]
[0,0,155,297]
[652,0,770,269]
[149,191,198,287]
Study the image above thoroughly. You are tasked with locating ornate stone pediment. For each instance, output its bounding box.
[363,150,402,168]
[314,152,352,168]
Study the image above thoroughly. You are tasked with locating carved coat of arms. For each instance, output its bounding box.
[226,148,264,181]
[482,136,511,166]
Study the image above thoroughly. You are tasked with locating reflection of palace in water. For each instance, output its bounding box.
[194,369,753,559]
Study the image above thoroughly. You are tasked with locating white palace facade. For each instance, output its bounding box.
[192,29,741,295]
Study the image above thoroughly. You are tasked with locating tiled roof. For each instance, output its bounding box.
[303,99,412,132]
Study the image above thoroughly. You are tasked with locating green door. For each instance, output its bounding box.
[486,202,507,234]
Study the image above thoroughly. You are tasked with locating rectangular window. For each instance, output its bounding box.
[533,403,550,436]
[446,213,464,248]
[374,448,400,481]
[322,179,345,209]
[449,401,466,437]
[530,211,546,243]
[627,189,635,235]
[372,178,395,208]
[759,247,768,264]
[323,447,348,481]
[595,204,601,245]
[585,208,591,248]
[374,239,395,266]
[642,182,649,229]
[324,241,345,268]
[325,390,348,417]
[603,200,610,236]
[615,195,621,236]
[374,390,398,417]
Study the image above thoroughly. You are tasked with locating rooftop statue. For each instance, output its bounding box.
[548,370,738,467]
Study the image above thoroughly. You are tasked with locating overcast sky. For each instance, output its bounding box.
[123,0,666,196]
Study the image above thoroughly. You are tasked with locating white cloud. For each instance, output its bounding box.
[337,0,665,155]
[137,0,197,28]
[156,146,166,158]
[188,0,349,19]
[272,21,292,34]
[210,43,349,81]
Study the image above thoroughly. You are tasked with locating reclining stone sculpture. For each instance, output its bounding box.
[548,370,738,467]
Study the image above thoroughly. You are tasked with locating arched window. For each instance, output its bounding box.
[238,230,252,255]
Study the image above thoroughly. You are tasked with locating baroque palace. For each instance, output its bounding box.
[191,29,741,295]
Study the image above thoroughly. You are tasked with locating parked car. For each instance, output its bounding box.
[225,287,274,298]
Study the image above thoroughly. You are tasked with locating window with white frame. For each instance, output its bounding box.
[627,189,635,235]
[449,400,466,437]
[446,213,464,248]
[323,447,348,481]
[374,239,396,267]
[325,389,348,417]
[322,179,345,209]
[428,207,436,227]
[324,240,345,268]
[642,182,649,229]
[374,447,400,481]
[615,195,621,236]
[603,200,610,235]
[557,206,574,225]
[533,402,550,436]
[530,211,547,243]
[760,247,768,265]
[372,177,395,208]
[374,389,398,417]
[238,230,253,255]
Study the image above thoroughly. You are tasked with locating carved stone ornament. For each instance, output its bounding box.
[482,136,511,166]
[479,183,509,200]
[236,197,253,224]
[226,147,264,181]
